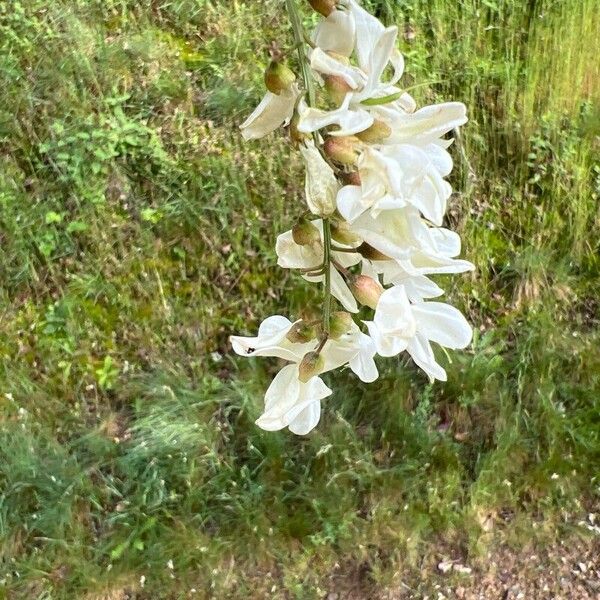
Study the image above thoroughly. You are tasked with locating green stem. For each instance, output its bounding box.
[285,0,332,338]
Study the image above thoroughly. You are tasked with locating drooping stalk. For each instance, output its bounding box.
[285,0,332,337]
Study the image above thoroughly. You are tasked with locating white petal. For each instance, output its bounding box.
[276,229,323,270]
[257,366,332,434]
[430,228,462,257]
[355,26,399,100]
[301,142,339,216]
[381,102,468,146]
[348,332,379,382]
[298,94,374,136]
[240,86,299,140]
[347,0,385,71]
[424,143,454,177]
[373,285,417,337]
[330,265,359,313]
[314,10,356,57]
[257,365,301,431]
[337,185,366,222]
[364,320,407,357]
[231,316,313,363]
[288,401,321,435]
[412,302,473,349]
[406,333,447,382]
[310,48,365,89]
[230,316,291,356]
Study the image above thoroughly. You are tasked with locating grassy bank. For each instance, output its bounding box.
[0,0,598,597]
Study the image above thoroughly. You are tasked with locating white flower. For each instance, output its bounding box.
[365,285,472,381]
[240,84,300,140]
[337,144,452,226]
[299,2,414,137]
[371,102,468,146]
[276,221,361,312]
[344,206,474,276]
[231,315,378,434]
[361,260,443,303]
[301,141,339,216]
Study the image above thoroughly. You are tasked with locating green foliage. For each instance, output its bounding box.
[0,0,598,598]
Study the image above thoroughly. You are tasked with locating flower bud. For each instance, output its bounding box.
[264,61,296,95]
[329,311,353,339]
[301,143,338,216]
[331,220,361,245]
[341,171,362,187]
[286,321,317,344]
[324,136,360,165]
[307,0,335,17]
[357,242,391,261]
[289,111,310,145]
[356,120,392,143]
[299,351,325,382]
[349,275,384,309]
[292,218,321,246]
[324,75,353,105]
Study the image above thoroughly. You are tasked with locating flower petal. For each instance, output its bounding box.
[348,332,379,382]
[298,94,374,136]
[406,332,447,382]
[412,302,473,349]
[288,401,321,435]
[240,86,299,140]
[310,48,365,89]
[314,9,356,57]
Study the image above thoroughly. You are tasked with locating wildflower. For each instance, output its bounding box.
[364,285,472,381]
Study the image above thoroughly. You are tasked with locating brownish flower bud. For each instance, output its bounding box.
[349,275,384,309]
[324,135,360,165]
[292,218,321,246]
[331,220,361,245]
[329,311,353,339]
[264,61,296,95]
[357,242,391,261]
[286,321,317,344]
[341,171,362,186]
[299,351,325,382]
[356,120,392,143]
[324,75,353,106]
[289,111,310,144]
[308,0,336,17]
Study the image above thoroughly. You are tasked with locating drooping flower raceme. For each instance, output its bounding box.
[231,0,474,435]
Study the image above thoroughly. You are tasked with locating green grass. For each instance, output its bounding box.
[0,0,599,597]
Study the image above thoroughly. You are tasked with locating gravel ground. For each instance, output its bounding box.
[326,518,600,600]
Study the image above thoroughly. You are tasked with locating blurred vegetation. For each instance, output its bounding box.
[0,0,598,598]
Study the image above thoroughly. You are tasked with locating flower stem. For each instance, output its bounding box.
[285,0,332,337]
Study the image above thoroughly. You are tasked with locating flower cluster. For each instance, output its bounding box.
[231,0,473,435]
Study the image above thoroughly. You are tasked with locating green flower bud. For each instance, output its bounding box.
[286,321,317,344]
[357,242,391,261]
[356,120,392,143]
[292,218,321,246]
[324,75,353,106]
[299,351,325,382]
[350,275,384,309]
[324,135,361,165]
[329,311,353,339]
[308,0,336,17]
[331,220,361,245]
[264,61,296,95]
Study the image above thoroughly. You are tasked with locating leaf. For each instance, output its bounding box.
[360,91,404,107]
[45,211,63,224]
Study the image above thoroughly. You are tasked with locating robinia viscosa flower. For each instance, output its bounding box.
[232,0,473,435]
